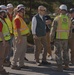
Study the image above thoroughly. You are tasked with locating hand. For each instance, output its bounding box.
[46,20,51,25]
[17,36,22,44]
[33,35,38,39]
[2,40,6,46]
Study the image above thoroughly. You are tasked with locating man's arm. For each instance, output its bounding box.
[31,16,37,35]
[50,20,58,42]
[14,18,22,43]
[31,16,38,39]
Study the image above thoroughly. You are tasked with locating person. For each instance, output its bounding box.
[11,4,30,70]
[44,10,52,58]
[3,3,14,67]
[0,5,11,74]
[69,8,74,65]
[50,4,71,71]
[31,5,51,66]
[37,8,52,59]
[13,5,29,62]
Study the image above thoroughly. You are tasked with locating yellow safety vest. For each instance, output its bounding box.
[5,15,13,34]
[13,15,30,36]
[55,14,71,39]
[0,18,11,41]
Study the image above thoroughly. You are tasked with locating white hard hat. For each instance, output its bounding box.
[69,8,74,13]
[59,4,67,11]
[0,5,7,10]
[17,4,24,7]
[0,5,7,12]
[7,3,13,8]
[17,4,25,11]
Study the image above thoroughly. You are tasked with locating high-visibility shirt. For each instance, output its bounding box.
[54,14,71,39]
[5,15,13,34]
[13,15,30,36]
[0,18,11,41]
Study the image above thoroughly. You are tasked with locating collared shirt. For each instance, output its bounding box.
[31,14,43,35]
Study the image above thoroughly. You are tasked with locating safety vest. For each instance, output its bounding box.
[0,18,11,41]
[5,15,13,34]
[55,14,71,39]
[13,15,30,36]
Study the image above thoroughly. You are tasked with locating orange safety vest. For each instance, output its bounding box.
[13,15,30,36]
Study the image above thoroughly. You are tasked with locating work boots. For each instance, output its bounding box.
[57,65,63,72]
[63,64,69,70]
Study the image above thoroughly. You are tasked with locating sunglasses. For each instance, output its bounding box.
[40,9,46,11]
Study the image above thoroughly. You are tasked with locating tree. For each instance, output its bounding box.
[1,0,74,19]
[0,0,7,5]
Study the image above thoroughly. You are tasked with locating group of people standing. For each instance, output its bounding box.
[31,4,74,72]
[0,3,74,74]
[0,3,30,74]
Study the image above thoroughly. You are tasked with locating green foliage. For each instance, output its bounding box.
[7,0,74,15]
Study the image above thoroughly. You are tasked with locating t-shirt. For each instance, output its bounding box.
[14,14,23,29]
[0,21,3,32]
[14,18,21,29]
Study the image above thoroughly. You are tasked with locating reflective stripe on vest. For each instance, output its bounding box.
[0,18,11,41]
[5,15,13,34]
[56,14,71,39]
[13,15,30,36]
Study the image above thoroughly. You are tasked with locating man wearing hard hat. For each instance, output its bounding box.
[0,5,11,74]
[11,4,30,70]
[3,3,14,67]
[50,4,71,71]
